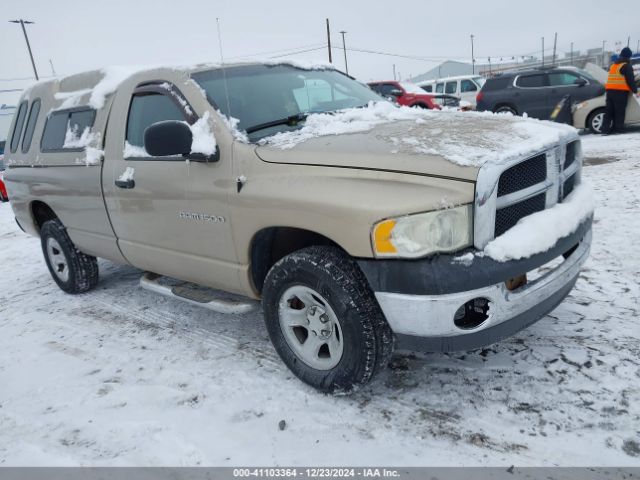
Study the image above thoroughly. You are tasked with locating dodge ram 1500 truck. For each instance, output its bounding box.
[4,62,593,393]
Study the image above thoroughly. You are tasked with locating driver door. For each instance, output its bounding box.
[102,81,236,289]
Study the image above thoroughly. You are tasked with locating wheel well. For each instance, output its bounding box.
[250,227,340,294]
[587,107,606,121]
[31,201,58,232]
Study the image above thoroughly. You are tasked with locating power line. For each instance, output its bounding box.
[226,43,325,60]
[270,46,326,58]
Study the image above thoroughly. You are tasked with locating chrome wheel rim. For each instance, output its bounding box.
[592,112,604,133]
[278,285,344,370]
[46,238,69,282]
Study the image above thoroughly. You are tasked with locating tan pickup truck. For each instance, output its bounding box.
[4,61,593,393]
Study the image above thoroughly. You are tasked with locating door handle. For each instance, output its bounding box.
[115,179,135,189]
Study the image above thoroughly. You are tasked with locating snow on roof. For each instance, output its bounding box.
[28,59,337,112]
[259,101,577,168]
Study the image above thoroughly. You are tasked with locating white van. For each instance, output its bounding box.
[418,75,486,107]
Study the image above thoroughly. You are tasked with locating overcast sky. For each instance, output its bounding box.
[1,0,637,103]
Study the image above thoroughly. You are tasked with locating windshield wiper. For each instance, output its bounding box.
[246,113,308,134]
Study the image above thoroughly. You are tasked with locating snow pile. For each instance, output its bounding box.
[218,111,249,143]
[123,142,150,158]
[483,183,595,262]
[189,112,217,155]
[159,82,194,117]
[261,58,335,71]
[117,167,135,182]
[54,89,92,110]
[260,102,577,167]
[89,66,148,110]
[63,125,104,166]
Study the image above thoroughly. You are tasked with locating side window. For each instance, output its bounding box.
[445,82,457,94]
[41,109,96,151]
[435,83,444,93]
[376,84,397,96]
[516,74,547,88]
[548,72,582,86]
[21,99,41,153]
[460,79,477,92]
[422,85,432,92]
[126,93,186,153]
[10,101,28,153]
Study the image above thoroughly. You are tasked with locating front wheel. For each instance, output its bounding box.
[587,108,607,134]
[40,218,99,294]
[262,246,393,394]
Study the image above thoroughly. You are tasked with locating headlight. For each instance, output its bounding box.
[372,205,473,258]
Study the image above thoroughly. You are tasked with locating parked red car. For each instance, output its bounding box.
[368,81,440,109]
[0,150,8,202]
[0,171,7,202]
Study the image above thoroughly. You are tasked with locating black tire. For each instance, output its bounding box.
[262,246,394,394]
[494,104,517,115]
[40,218,99,294]
[587,108,607,134]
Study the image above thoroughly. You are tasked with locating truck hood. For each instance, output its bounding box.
[254,107,578,182]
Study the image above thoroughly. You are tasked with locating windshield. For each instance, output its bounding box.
[400,82,426,94]
[192,64,385,141]
[473,76,486,87]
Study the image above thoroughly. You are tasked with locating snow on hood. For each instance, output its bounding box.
[258,102,578,169]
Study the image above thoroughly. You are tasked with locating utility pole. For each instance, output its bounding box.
[9,19,39,80]
[602,40,606,68]
[392,64,396,81]
[49,59,56,76]
[627,36,630,47]
[339,31,349,75]
[541,37,545,67]
[470,34,475,74]
[326,19,332,63]
[637,39,639,53]
[552,32,557,66]
[570,42,574,66]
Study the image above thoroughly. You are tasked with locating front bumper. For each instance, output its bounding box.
[358,218,592,352]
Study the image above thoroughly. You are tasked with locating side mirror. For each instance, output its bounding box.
[144,121,192,157]
[389,88,403,97]
[574,78,587,87]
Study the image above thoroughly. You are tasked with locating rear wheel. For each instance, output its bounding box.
[40,218,99,294]
[262,246,393,394]
[587,108,608,134]
[495,105,517,115]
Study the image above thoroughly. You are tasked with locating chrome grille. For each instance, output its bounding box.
[495,193,546,237]
[564,141,578,169]
[563,174,576,199]
[474,135,583,249]
[497,154,547,197]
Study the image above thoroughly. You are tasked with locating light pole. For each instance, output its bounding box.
[470,34,475,74]
[340,31,348,75]
[570,42,574,66]
[9,19,39,80]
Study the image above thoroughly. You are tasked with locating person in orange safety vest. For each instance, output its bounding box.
[603,47,639,134]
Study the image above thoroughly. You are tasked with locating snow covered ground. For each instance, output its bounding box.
[1,130,639,467]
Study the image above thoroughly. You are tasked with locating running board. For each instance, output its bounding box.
[140,272,256,314]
